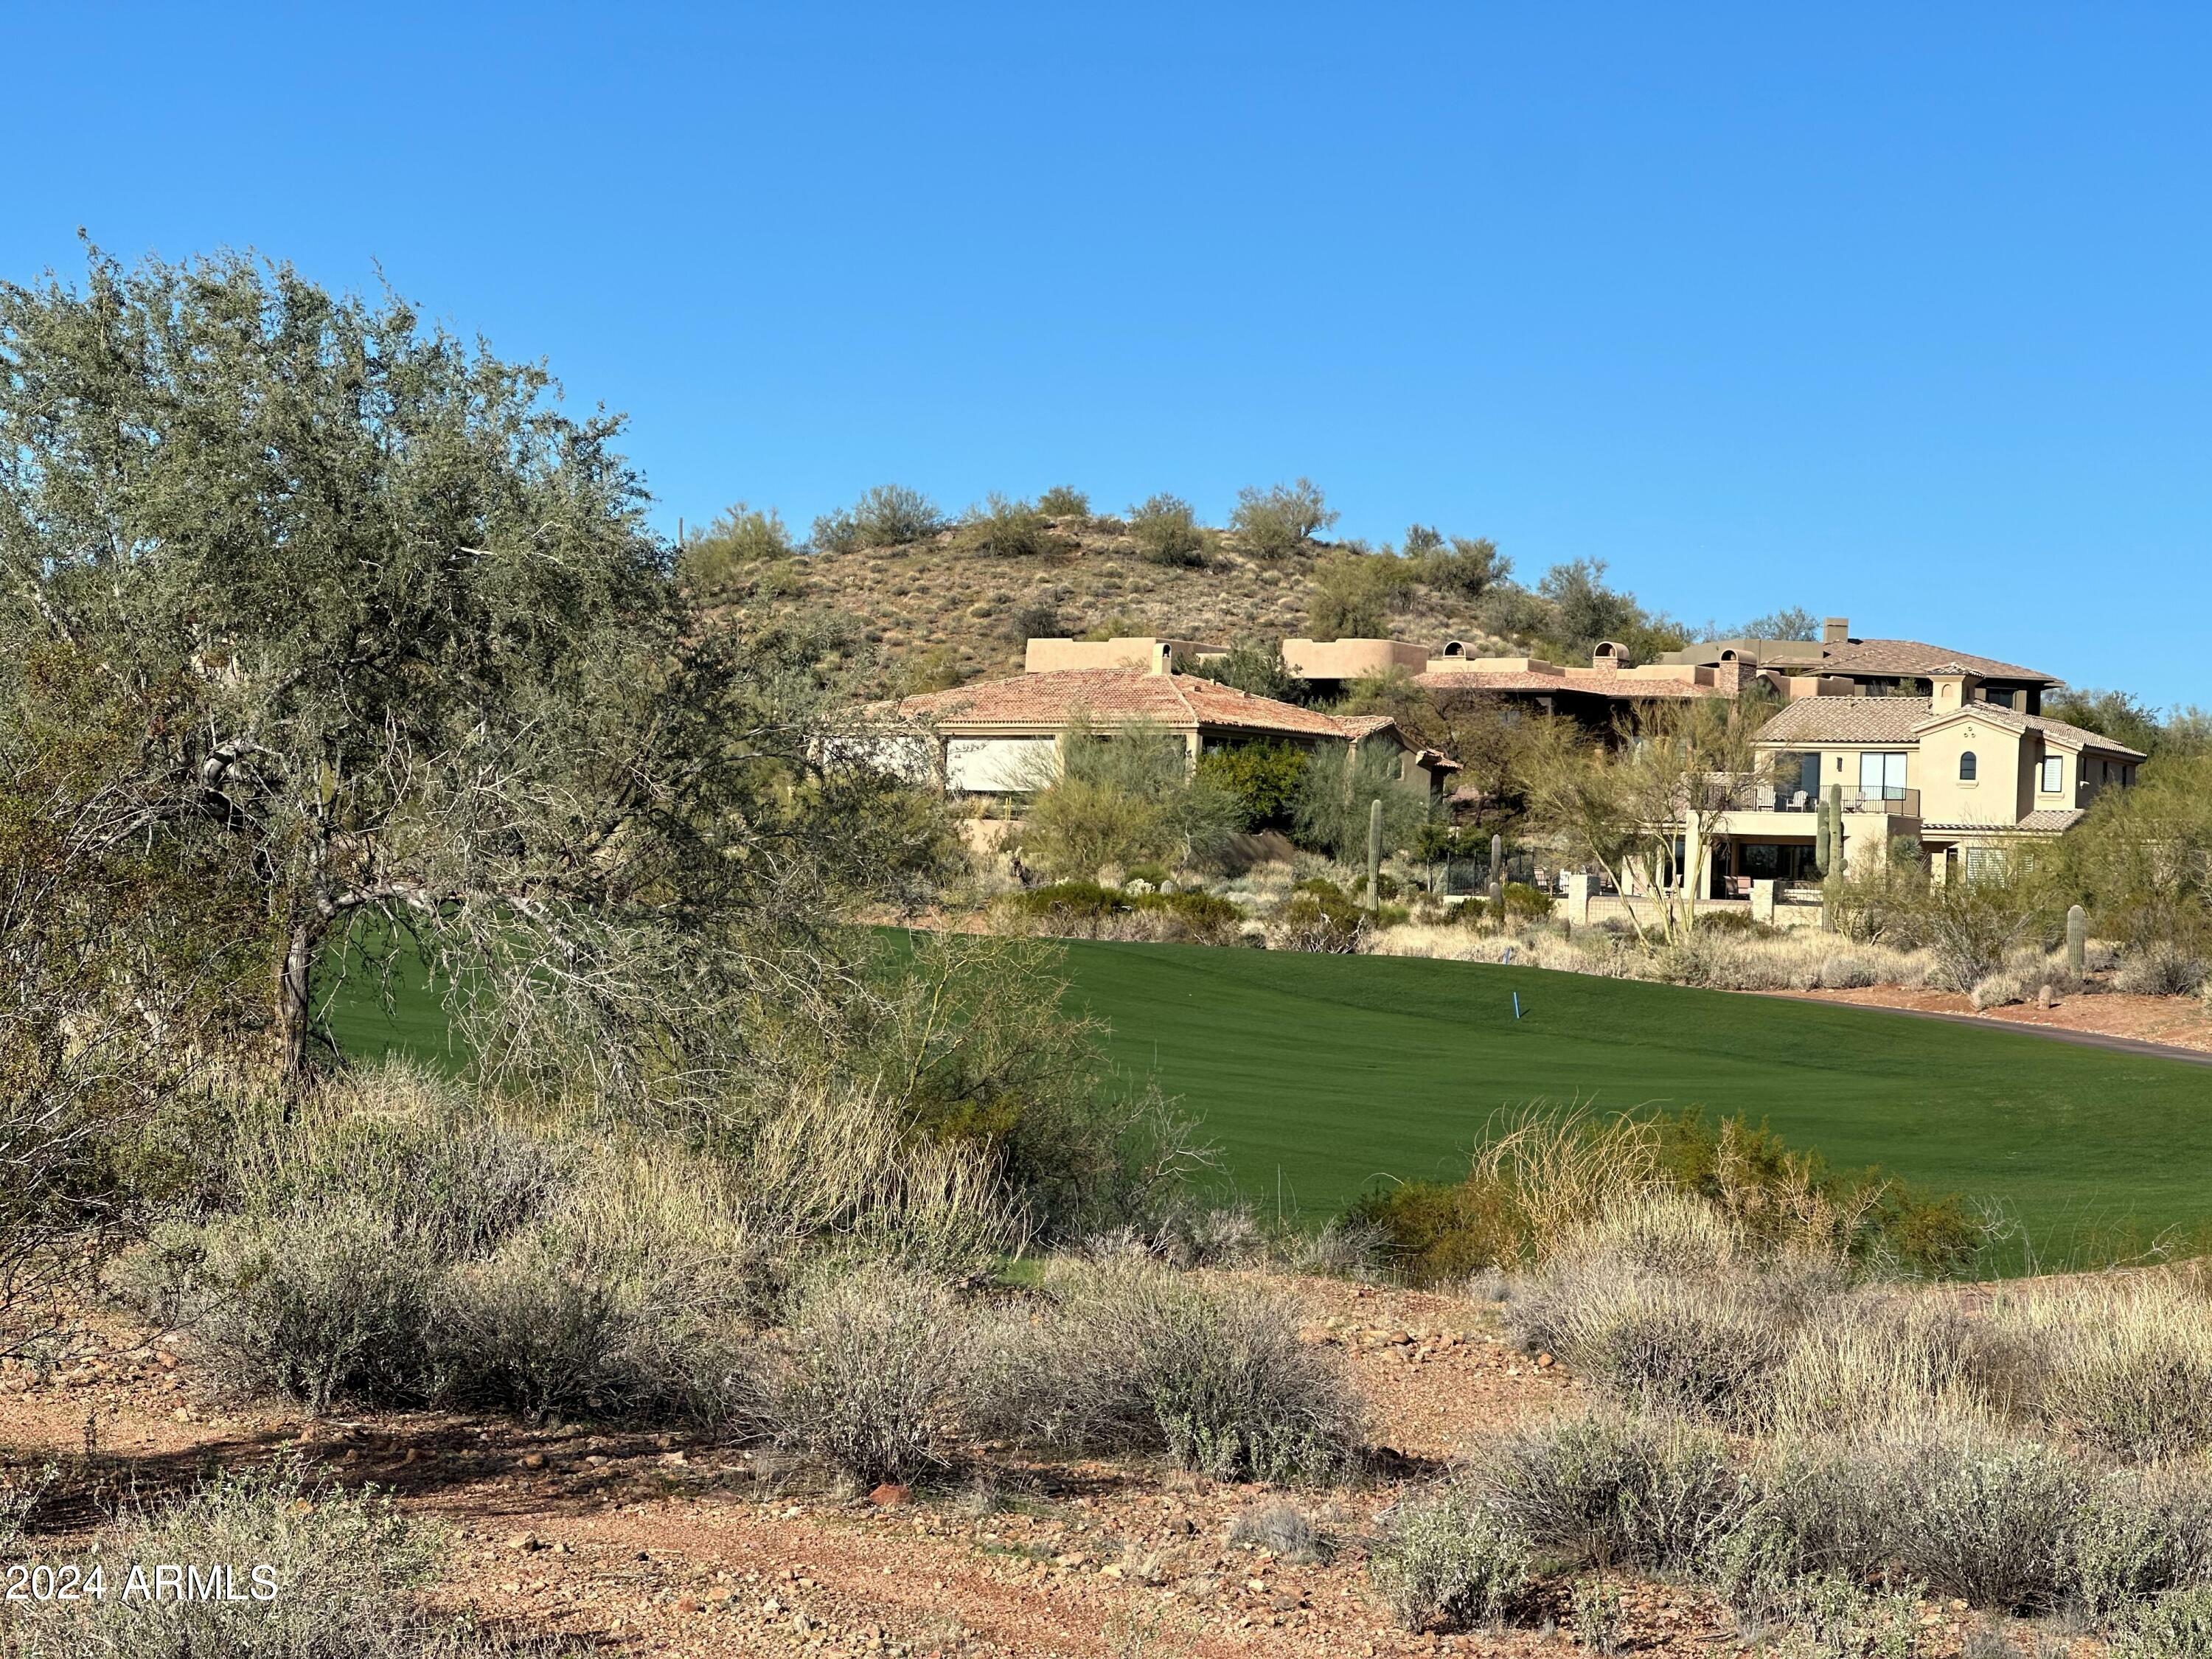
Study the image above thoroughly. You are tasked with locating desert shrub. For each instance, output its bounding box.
[1228,1500,1331,1562]
[981,1261,1363,1483]
[1916,863,2062,992]
[2113,1587,2212,1659]
[1500,882,1554,922]
[2115,945,2210,998]
[812,483,944,552]
[1415,533,1511,600]
[1293,742,1430,863]
[1372,1486,1536,1631]
[1346,1178,1525,1287]
[1196,740,1310,831]
[1127,492,1210,566]
[1231,478,1336,559]
[1018,718,1242,877]
[4,1460,532,1659]
[1269,880,1368,953]
[953,493,1058,558]
[1006,597,1066,643]
[428,1153,766,1425]
[1308,550,1415,639]
[1035,484,1091,520]
[1189,636,1309,702]
[999,881,1246,945]
[1471,1411,1746,1573]
[1989,1277,2212,1461]
[1879,1425,2087,1610]
[679,501,798,593]
[769,1262,974,1487]
[2070,1467,2212,1621]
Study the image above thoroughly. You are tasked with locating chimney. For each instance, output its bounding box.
[1823,616,1850,644]
[1930,671,1978,713]
[1150,641,1173,676]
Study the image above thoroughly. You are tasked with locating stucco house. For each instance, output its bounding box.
[1706,669,2143,894]
[884,661,1456,797]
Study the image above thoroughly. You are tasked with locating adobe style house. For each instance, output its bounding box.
[1661,616,2058,712]
[886,657,1456,798]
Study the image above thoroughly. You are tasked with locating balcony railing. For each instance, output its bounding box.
[1753,785,1919,815]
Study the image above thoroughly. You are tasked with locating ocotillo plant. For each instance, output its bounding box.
[1366,797,1383,911]
[2067,903,2087,978]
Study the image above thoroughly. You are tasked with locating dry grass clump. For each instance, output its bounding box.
[1371,922,1935,994]
[124,1062,1017,1425]
[3,1460,555,1658]
[977,1259,1363,1484]
[1986,1275,2212,1460]
[2114,944,2211,998]
[1765,1290,1987,1436]
[1227,1499,1332,1562]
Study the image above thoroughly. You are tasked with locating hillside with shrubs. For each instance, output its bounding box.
[680,479,1711,693]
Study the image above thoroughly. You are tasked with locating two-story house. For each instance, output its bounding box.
[1708,668,2143,894]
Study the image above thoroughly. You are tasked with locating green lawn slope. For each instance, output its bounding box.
[327,936,2212,1273]
[1051,939,2212,1270]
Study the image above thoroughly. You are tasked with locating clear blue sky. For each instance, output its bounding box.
[7,4,2208,705]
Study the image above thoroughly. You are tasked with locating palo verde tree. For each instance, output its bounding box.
[0,248,949,1100]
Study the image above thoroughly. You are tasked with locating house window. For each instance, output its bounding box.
[1958,751,1977,782]
[1857,751,1907,800]
[2039,756,2064,793]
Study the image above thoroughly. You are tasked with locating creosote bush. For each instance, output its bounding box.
[1127,493,1209,567]
[768,1262,973,1488]
[976,1260,1363,1483]
[812,483,945,552]
[3,1460,546,1658]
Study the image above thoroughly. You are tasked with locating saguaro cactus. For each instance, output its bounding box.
[1489,831,1505,922]
[2067,903,2087,978]
[1815,797,1834,877]
[1366,797,1383,911]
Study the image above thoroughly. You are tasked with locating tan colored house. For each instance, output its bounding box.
[1663,617,2059,713]
[1706,669,2143,894]
[886,663,1455,797]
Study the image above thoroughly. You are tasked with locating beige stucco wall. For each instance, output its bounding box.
[1914,717,2031,826]
[1023,637,1220,673]
[1280,638,1432,679]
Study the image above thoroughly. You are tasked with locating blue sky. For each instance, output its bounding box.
[7,4,2208,705]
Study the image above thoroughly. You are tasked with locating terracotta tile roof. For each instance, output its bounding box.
[892,669,1387,742]
[1920,701,2147,759]
[1413,669,1716,700]
[1755,697,1935,745]
[1756,639,2057,683]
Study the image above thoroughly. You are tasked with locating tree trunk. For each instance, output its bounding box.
[276,917,319,1090]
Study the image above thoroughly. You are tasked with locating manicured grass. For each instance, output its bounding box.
[1051,940,2212,1271]
[327,936,2212,1272]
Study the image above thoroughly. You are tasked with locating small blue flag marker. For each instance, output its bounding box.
[1512,992,1523,1020]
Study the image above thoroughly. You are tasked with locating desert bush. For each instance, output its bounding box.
[1127,493,1210,566]
[953,493,1058,558]
[4,1460,533,1659]
[1268,879,1369,953]
[1231,478,1336,559]
[1017,717,1242,877]
[1471,1411,1746,1573]
[1308,550,1416,639]
[1989,1276,2212,1461]
[1879,1424,2087,1610]
[2115,944,2210,998]
[812,483,945,552]
[980,1260,1363,1483]
[1371,1486,1536,1631]
[2114,1587,2212,1659]
[2070,1467,2212,1621]
[1196,740,1310,832]
[768,1262,974,1487]
[680,501,798,593]
[1293,742,1431,864]
[1228,1499,1332,1562]
[1414,533,1512,600]
[998,880,1246,945]
[1346,1178,1526,1287]
[1035,484,1091,520]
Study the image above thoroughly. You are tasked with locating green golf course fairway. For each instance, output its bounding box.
[1047,939,2212,1270]
[327,936,2212,1272]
